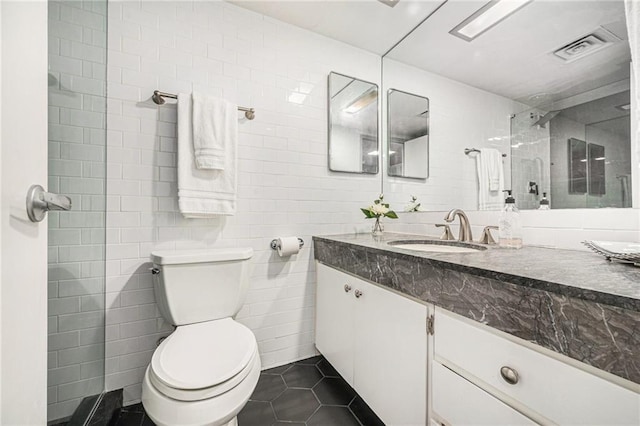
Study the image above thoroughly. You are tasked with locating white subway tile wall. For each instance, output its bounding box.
[386,209,640,251]
[48,0,107,421]
[106,0,381,404]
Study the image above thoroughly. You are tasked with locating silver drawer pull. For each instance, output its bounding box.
[344,284,352,292]
[354,289,363,298]
[500,366,519,385]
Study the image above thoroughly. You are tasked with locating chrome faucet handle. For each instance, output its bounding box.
[479,226,498,245]
[435,224,455,241]
[444,209,473,242]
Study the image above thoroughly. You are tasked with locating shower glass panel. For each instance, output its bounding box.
[48,0,107,422]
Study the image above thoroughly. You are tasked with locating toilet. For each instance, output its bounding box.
[141,248,260,426]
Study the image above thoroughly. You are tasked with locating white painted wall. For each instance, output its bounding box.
[0,1,48,424]
[105,0,381,404]
[382,58,521,212]
[330,125,362,173]
[404,135,428,178]
[0,0,3,417]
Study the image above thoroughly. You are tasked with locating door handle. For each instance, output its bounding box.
[26,184,72,222]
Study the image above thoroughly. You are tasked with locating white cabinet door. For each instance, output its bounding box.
[432,362,536,426]
[354,279,428,426]
[315,263,355,385]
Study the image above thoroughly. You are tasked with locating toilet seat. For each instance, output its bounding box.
[150,318,257,402]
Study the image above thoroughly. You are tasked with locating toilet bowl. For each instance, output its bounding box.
[141,248,259,426]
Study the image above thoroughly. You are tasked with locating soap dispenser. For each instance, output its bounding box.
[499,190,523,249]
[539,192,550,210]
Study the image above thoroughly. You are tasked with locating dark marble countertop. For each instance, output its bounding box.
[313,232,640,312]
[313,232,640,384]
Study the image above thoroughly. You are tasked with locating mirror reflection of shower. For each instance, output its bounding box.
[510,110,551,210]
[510,89,631,209]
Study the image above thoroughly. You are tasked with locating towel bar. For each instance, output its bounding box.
[152,90,255,120]
[465,147,507,157]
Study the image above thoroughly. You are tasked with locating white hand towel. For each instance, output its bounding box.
[192,92,237,170]
[477,148,505,211]
[177,93,236,217]
[481,148,503,191]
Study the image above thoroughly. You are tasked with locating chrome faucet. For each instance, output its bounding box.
[444,209,473,242]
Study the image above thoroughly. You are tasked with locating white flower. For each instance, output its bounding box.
[371,203,389,215]
[404,202,420,212]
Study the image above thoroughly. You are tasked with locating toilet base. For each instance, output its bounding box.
[141,353,260,426]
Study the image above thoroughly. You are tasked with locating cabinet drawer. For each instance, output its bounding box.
[432,361,536,426]
[435,308,640,425]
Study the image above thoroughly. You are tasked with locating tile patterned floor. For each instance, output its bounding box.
[115,355,385,426]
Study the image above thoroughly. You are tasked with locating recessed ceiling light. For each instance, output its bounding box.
[344,88,377,114]
[450,0,532,42]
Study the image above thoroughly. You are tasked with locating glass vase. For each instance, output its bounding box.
[372,216,384,236]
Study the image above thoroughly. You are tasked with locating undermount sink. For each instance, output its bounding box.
[387,240,486,254]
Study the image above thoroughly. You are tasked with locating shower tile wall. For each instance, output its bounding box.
[105,0,380,404]
[48,1,107,422]
[510,109,551,210]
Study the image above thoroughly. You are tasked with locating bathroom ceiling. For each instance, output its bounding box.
[227,0,444,55]
[385,0,631,107]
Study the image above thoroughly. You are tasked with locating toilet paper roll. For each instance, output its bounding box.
[276,237,300,257]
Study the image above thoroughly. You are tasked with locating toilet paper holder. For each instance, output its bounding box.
[270,237,304,251]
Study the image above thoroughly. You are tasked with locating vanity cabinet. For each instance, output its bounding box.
[432,362,536,426]
[316,262,428,426]
[432,307,640,426]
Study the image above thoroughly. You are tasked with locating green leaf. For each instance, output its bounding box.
[361,208,375,218]
[385,211,399,219]
[374,199,380,205]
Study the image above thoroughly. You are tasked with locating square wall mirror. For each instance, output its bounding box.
[387,89,429,179]
[328,72,379,174]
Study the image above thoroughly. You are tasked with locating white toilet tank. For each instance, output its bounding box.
[150,248,253,326]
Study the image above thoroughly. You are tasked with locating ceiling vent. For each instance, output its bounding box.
[552,27,621,63]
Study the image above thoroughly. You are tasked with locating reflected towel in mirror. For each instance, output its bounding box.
[476,148,505,210]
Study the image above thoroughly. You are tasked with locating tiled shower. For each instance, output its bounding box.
[47,0,107,421]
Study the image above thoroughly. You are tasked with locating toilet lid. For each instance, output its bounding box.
[151,318,257,390]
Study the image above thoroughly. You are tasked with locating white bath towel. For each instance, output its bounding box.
[192,92,237,170]
[477,148,505,211]
[177,93,236,217]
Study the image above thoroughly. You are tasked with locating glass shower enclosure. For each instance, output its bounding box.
[47,0,107,422]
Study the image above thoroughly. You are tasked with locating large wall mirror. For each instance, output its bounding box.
[387,89,430,179]
[328,72,379,174]
[382,0,634,211]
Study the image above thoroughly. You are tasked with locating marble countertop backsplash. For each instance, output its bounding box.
[313,232,640,385]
